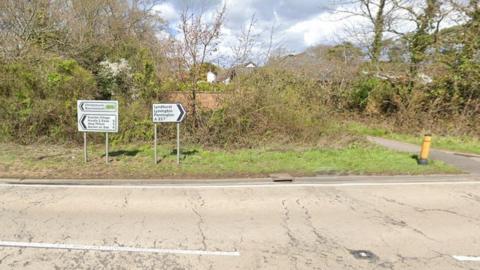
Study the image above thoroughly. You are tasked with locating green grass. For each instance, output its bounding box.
[0,142,459,179]
[345,122,480,155]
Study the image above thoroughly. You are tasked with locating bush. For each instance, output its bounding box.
[193,68,331,147]
[350,77,378,110]
[0,57,98,143]
[349,76,401,114]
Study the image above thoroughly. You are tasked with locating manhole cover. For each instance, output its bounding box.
[349,250,378,262]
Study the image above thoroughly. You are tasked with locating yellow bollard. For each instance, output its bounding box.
[418,134,432,165]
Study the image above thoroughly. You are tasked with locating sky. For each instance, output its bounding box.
[153,0,461,65]
[153,0,365,64]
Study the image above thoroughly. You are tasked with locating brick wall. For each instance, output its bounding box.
[162,91,222,110]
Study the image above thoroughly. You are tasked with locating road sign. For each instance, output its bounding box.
[152,103,186,165]
[152,104,186,123]
[77,100,118,133]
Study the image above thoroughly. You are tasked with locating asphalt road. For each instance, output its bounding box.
[1,178,480,269]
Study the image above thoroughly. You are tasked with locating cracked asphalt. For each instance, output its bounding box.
[0,180,480,269]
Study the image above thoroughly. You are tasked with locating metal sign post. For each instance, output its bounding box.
[105,132,109,164]
[77,100,118,164]
[154,124,157,164]
[152,103,186,165]
[83,132,87,163]
[176,122,180,165]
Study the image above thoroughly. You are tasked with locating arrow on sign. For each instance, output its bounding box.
[80,114,87,129]
[176,104,185,122]
[78,101,116,112]
[152,103,186,123]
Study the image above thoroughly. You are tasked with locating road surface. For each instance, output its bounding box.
[1,177,480,269]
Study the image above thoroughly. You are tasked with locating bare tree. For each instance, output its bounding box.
[178,4,226,127]
[0,0,165,63]
[338,0,398,65]
[0,0,68,60]
[230,14,258,67]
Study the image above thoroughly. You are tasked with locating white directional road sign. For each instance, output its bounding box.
[77,100,118,132]
[152,103,186,123]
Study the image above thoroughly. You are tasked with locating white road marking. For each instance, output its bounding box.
[453,255,480,262]
[0,241,240,257]
[0,180,479,189]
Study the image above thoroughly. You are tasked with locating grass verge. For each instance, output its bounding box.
[0,142,459,179]
[344,122,480,155]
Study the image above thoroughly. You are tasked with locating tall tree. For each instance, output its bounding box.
[341,0,397,65]
[178,4,226,127]
[371,0,388,63]
[390,0,445,87]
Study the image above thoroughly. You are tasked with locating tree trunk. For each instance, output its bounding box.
[371,0,386,65]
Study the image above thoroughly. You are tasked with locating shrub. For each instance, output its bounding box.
[0,57,98,143]
[193,67,331,147]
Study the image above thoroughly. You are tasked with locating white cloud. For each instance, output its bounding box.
[158,0,354,57]
[285,9,367,48]
[158,0,461,65]
[154,2,179,23]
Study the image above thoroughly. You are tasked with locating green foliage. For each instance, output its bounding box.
[0,58,97,143]
[349,76,400,114]
[48,58,97,99]
[159,79,180,92]
[198,62,219,75]
[112,100,152,143]
[350,77,379,110]
[196,81,226,92]
[57,59,78,74]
